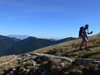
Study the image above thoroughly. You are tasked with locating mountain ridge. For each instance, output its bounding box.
[0,35,21,56]
[0,35,78,56]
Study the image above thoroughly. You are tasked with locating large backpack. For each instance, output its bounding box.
[79,26,84,36]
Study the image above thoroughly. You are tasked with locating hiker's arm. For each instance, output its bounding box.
[88,31,93,34]
[81,32,86,37]
[81,32,88,41]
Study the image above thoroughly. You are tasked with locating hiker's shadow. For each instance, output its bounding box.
[63,49,85,57]
[67,49,84,54]
[82,51,100,58]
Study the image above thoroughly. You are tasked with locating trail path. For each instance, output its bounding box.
[0,56,17,66]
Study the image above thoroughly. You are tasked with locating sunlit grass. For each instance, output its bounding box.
[0,55,15,64]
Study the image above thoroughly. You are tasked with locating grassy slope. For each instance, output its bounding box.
[0,55,15,64]
[31,33,100,59]
[0,55,18,73]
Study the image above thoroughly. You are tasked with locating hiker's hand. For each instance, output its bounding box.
[91,31,93,34]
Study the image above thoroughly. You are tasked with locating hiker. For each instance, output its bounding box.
[79,24,93,50]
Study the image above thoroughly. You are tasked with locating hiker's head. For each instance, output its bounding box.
[85,24,89,29]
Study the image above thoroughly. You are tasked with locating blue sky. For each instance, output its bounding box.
[0,0,100,39]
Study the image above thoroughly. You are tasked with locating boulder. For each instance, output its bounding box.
[41,71,47,75]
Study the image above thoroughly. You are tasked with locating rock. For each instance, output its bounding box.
[44,51,47,54]
[23,62,27,65]
[31,53,37,56]
[26,66,35,69]
[33,67,39,72]
[60,63,65,67]
[93,61,100,65]
[23,56,26,59]
[31,60,36,66]
[59,57,74,63]
[26,69,30,72]
[41,56,48,60]
[41,71,47,75]
[35,64,41,67]
[59,59,61,62]
[31,60,36,63]
[17,58,22,60]
[26,53,31,57]
[6,73,10,75]
[75,58,100,65]
[41,61,48,65]
[3,53,75,75]
[13,68,16,71]
[22,67,26,71]
[32,55,37,59]
[30,72,34,75]
[23,69,30,75]
[33,62,36,66]
[10,71,14,75]
[34,53,74,63]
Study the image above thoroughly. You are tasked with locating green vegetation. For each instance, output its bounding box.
[0,35,77,56]
[0,35,20,56]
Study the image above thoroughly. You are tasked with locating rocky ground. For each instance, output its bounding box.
[1,53,100,75]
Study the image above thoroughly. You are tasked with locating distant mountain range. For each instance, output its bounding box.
[8,35,61,40]
[0,35,78,56]
[8,35,29,40]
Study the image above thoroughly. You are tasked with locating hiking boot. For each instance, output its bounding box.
[86,47,90,51]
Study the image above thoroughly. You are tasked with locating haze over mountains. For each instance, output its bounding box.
[8,35,61,40]
[0,35,78,56]
[8,35,29,40]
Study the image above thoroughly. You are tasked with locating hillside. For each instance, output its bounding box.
[3,36,56,55]
[0,35,20,56]
[3,36,77,55]
[31,33,100,59]
[57,37,78,43]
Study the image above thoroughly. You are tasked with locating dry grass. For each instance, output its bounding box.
[0,55,18,74]
[0,55,15,64]
[29,33,100,59]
